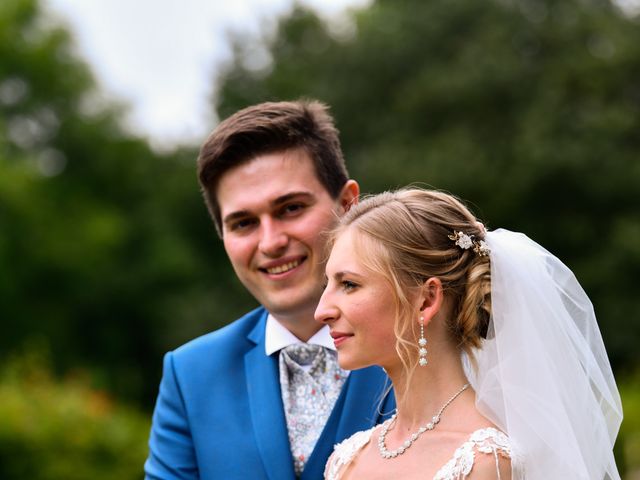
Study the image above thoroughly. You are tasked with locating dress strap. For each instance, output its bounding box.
[324,427,375,480]
[433,427,512,480]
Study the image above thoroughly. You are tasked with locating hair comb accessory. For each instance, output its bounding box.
[448,231,490,257]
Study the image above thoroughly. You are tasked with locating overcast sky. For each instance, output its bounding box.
[43,0,370,150]
[42,0,639,150]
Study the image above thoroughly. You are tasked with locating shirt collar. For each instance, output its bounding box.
[265,313,335,356]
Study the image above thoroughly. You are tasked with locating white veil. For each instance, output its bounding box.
[464,229,623,479]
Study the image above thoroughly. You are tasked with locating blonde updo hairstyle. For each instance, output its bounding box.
[333,188,491,389]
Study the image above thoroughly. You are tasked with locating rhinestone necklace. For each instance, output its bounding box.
[378,383,470,459]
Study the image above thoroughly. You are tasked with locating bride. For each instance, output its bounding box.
[315,188,622,479]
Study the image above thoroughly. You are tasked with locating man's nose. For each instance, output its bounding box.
[258,219,288,257]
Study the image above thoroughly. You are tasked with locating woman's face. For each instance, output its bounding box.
[315,228,400,371]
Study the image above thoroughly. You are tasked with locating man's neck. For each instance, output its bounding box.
[270,311,323,342]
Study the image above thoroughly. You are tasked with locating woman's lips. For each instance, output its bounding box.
[330,331,353,348]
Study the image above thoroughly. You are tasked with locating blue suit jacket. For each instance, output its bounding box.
[145,307,394,480]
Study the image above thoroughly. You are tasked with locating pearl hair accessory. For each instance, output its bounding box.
[448,231,490,257]
[378,383,470,459]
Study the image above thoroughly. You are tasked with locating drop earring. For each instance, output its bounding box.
[418,315,428,366]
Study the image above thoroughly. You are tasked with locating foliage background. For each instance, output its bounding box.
[1,0,639,476]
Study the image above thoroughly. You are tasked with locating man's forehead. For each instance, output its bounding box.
[226,147,312,177]
[217,151,326,217]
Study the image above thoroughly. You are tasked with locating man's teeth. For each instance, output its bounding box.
[266,260,301,274]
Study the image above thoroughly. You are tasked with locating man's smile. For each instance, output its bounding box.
[259,256,307,276]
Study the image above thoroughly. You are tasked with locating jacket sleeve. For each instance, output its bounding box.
[145,351,199,480]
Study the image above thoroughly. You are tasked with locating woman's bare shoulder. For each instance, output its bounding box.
[467,448,512,480]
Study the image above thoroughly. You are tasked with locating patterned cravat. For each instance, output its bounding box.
[279,343,347,476]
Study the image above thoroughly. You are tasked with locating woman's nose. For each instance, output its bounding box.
[314,289,338,324]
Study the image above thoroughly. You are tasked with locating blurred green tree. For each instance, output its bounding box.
[216,0,640,371]
[2,0,639,411]
[0,0,255,407]
[0,347,150,480]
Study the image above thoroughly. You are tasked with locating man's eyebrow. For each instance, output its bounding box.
[223,210,252,225]
[271,191,315,207]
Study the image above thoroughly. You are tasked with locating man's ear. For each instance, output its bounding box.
[338,180,359,213]
[420,277,444,325]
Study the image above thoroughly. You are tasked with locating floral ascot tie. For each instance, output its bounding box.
[279,343,347,476]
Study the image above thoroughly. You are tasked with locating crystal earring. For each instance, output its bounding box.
[418,315,428,366]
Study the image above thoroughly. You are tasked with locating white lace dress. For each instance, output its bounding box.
[325,426,513,480]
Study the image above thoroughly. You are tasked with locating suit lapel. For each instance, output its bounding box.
[245,314,296,480]
[301,366,393,480]
[335,366,394,440]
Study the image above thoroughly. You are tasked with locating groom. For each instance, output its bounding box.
[145,100,394,479]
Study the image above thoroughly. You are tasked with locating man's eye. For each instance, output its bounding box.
[230,218,256,231]
[281,203,305,215]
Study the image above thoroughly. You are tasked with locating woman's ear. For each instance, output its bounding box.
[419,277,444,325]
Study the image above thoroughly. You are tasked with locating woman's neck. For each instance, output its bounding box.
[386,346,469,431]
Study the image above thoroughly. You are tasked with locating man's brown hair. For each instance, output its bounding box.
[197,99,349,236]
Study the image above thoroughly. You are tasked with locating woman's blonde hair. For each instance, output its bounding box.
[333,188,491,393]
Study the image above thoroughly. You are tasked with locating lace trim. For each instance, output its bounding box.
[324,426,512,480]
[433,428,512,480]
[325,427,375,480]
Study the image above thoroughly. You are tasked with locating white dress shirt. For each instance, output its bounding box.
[265,314,341,373]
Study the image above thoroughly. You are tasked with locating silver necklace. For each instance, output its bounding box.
[378,383,470,459]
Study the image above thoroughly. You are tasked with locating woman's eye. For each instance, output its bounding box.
[341,281,358,292]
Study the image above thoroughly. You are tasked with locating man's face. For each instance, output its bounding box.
[217,149,358,323]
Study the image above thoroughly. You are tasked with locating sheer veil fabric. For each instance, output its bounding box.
[464,229,623,479]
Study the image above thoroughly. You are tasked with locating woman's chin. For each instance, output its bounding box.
[337,356,370,372]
